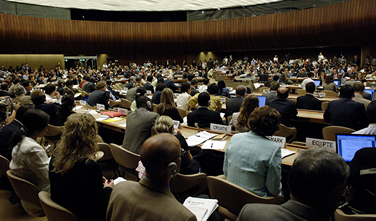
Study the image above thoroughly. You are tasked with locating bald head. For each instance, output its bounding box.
[277,87,289,99]
[141,133,181,182]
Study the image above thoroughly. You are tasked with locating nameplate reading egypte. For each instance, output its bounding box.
[306,138,336,152]
[97,104,105,110]
[210,123,231,133]
[118,108,128,115]
[173,120,180,129]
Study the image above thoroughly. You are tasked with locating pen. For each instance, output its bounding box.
[196,135,200,137]
[211,143,213,148]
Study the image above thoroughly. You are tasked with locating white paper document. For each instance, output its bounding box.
[201,140,227,150]
[186,131,217,147]
[113,177,127,185]
[95,115,110,121]
[281,148,296,158]
[183,197,218,221]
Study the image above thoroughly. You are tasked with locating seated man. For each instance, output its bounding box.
[238,148,349,221]
[352,81,371,109]
[296,82,322,110]
[164,75,180,92]
[187,84,222,111]
[176,82,191,111]
[300,72,314,90]
[225,85,246,118]
[152,83,166,105]
[187,92,223,128]
[324,85,367,130]
[262,81,279,104]
[44,83,60,103]
[87,81,110,110]
[224,106,282,197]
[144,75,155,94]
[31,89,61,126]
[268,87,297,127]
[122,96,159,154]
[107,133,197,221]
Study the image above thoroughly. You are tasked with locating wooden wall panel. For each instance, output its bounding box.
[0,0,375,64]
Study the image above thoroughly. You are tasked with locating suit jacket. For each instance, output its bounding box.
[152,91,162,104]
[144,82,154,94]
[0,90,10,96]
[268,98,298,127]
[0,119,23,160]
[324,98,367,130]
[87,90,110,110]
[164,79,180,92]
[107,178,197,221]
[296,94,322,111]
[122,108,159,154]
[187,107,223,128]
[86,82,96,93]
[353,94,371,109]
[262,91,277,104]
[35,103,61,126]
[225,96,243,118]
[126,87,137,102]
[190,87,199,96]
[237,200,330,221]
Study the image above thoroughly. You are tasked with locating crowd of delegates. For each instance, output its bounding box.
[1,53,376,220]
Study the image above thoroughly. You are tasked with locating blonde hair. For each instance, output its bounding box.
[151,115,174,136]
[157,88,175,114]
[52,113,98,175]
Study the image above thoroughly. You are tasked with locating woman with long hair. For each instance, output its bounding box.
[157,88,183,122]
[230,95,259,132]
[151,115,200,174]
[55,94,75,126]
[50,114,114,221]
[9,108,50,216]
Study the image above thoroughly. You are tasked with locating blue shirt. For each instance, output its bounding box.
[223,131,282,197]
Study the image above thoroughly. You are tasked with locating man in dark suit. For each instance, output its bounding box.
[143,75,154,94]
[268,87,297,127]
[164,75,180,92]
[262,81,279,104]
[225,85,246,118]
[324,85,368,130]
[238,148,349,221]
[187,92,224,128]
[296,82,322,110]
[125,76,135,89]
[0,82,10,96]
[87,81,110,110]
[190,79,199,96]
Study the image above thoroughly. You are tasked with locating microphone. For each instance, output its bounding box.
[194,122,200,133]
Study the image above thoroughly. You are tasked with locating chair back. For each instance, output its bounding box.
[207,175,284,220]
[0,155,10,176]
[109,100,121,107]
[97,143,113,161]
[44,124,63,138]
[177,107,188,119]
[6,170,41,206]
[38,191,78,221]
[321,102,329,111]
[109,143,140,169]
[153,104,158,113]
[170,173,208,203]
[120,98,132,109]
[80,90,90,97]
[322,126,355,141]
[321,90,338,97]
[297,89,307,96]
[273,124,297,143]
[334,209,376,221]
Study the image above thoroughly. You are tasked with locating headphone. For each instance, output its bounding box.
[146,100,152,110]
[167,162,177,178]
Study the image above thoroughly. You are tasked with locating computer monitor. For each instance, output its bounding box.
[336,134,376,162]
[259,74,269,83]
[313,80,320,87]
[257,96,267,107]
[333,80,340,87]
[365,89,374,100]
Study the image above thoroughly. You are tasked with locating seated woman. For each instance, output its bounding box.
[55,94,75,126]
[151,115,200,174]
[9,109,50,216]
[230,95,259,132]
[157,88,183,122]
[217,80,231,98]
[49,114,114,221]
[323,75,338,92]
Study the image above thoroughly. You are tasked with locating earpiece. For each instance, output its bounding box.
[146,100,152,109]
[167,162,177,178]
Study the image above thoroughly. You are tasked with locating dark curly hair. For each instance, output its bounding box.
[249,105,281,136]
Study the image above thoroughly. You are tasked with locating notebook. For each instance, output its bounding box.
[336,134,376,162]
[257,96,267,107]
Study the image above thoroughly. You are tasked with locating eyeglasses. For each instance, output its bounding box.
[171,150,186,161]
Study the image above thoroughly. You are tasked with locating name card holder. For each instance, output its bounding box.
[220,98,226,103]
[267,136,286,148]
[118,108,128,115]
[97,104,105,110]
[173,120,180,129]
[306,138,336,152]
[210,123,231,133]
[80,100,87,106]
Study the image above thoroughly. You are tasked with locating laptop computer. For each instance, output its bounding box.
[336,134,376,162]
[257,96,267,107]
[364,89,374,100]
[333,80,340,87]
[313,80,320,87]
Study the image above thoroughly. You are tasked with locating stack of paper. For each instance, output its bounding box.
[186,131,217,147]
[281,148,296,158]
[183,197,218,221]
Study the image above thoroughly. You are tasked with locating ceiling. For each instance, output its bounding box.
[4,0,281,11]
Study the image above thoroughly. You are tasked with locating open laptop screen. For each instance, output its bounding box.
[257,96,267,107]
[313,80,320,87]
[336,134,376,162]
[364,89,374,100]
[333,80,340,87]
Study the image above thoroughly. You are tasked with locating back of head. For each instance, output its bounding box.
[340,85,354,98]
[207,83,218,95]
[160,88,175,107]
[218,80,226,89]
[151,116,174,135]
[15,105,32,121]
[136,95,152,110]
[353,81,364,92]
[89,77,96,83]
[350,73,356,79]
[156,83,166,92]
[95,81,107,90]
[237,95,259,130]
[307,72,314,78]
[270,81,280,91]
[367,100,376,123]
[288,148,349,215]
[1,82,8,91]
[181,82,191,93]
[53,114,98,174]
[325,75,334,84]
[249,105,280,136]
[198,92,210,106]
[14,84,26,96]
[277,87,289,99]
[305,82,316,93]
[44,83,56,95]
[65,80,74,88]
[30,89,46,106]
[235,85,247,96]
[203,78,210,85]
[191,79,198,86]
[22,80,30,89]
[147,75,153,82]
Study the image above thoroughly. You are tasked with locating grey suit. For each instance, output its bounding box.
[237,200,330,221]
[262,91,277,104]
[122,108,159,154]
[225,96,243,118]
